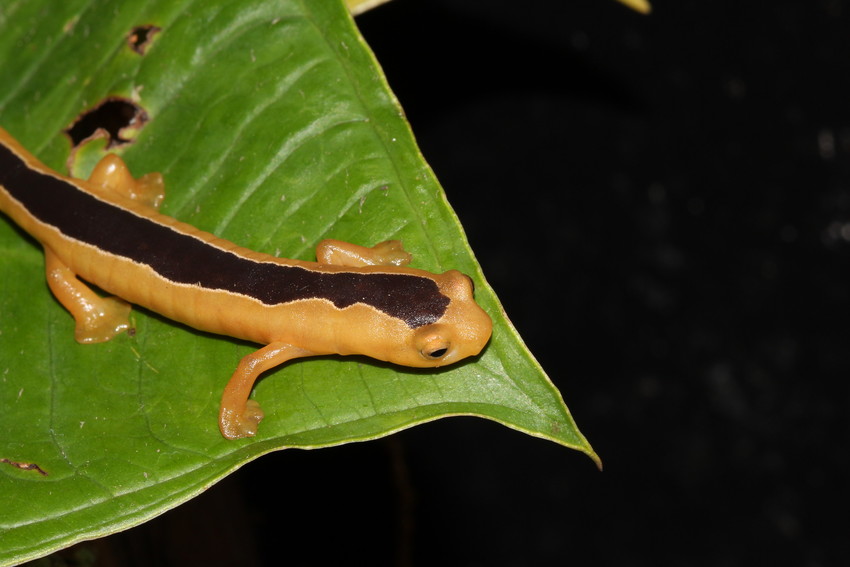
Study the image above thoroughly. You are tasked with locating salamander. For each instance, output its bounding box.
[0,127,492,439]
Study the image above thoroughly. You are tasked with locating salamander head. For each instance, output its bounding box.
[324,269,492,368]
[397,269,492,368]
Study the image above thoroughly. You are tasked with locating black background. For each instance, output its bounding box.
[84,1,850,566]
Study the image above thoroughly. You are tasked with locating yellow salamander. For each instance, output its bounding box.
[0,127,492,439]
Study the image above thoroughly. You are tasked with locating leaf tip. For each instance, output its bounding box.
[575,442,602,470]
[590,451,603,471]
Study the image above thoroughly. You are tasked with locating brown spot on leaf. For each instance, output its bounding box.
[1,458,48,476]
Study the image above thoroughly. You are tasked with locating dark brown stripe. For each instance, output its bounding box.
[0,144,448,328]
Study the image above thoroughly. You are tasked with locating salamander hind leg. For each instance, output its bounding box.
[219,343,315,439]
[87,154,165,211]
[315,239,412,267]
[44,248,131,343]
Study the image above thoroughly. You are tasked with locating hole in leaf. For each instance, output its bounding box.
[128,24,161,55]
[64,98,149,149]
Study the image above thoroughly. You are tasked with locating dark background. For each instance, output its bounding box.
[77,1,849,566]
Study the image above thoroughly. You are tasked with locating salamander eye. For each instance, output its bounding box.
[414,324,452,362]
[424,345,448,359]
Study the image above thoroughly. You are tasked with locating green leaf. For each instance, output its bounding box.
[0,0,598,564]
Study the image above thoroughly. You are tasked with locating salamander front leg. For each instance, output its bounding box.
[88,154,165,211]
[219,342,315,439]
[315,239,412,267]
[44,248,131,343]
